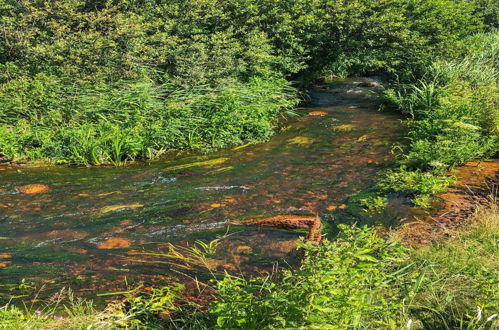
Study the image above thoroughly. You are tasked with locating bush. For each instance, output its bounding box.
[0,0,488,164]
[209,225,408,329]
[377,169,455,208]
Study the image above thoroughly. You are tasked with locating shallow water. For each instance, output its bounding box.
[0,78,404,301]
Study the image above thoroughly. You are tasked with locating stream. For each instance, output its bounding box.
[0,77,405,302]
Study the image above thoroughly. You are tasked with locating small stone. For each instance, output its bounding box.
[358,82,379,87]
[158,310,171,320]
[68,248,88,254]
[236,246,252,253]
[222,264,237,272]
[120,219,135,226]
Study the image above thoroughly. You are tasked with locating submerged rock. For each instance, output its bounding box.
[17,184,50,194]
[97,237,131,249]
[287,136,315,146]
[358,82,379,87]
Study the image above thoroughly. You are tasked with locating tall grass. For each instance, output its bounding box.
[0,77,298,165]
[378,31,499,207]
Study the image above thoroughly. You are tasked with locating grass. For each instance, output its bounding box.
[0,77,298,166]
[397,208,499,329]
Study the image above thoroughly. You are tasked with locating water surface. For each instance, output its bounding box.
[0,78,404,301]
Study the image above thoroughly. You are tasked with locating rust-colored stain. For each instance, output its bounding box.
[439,160,499,211]
[0,253,12,259]
[97,237,131,249]
[308,111,328,116]
[17,184,50,194]
[0,261,11,267]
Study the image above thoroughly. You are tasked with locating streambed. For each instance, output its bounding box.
[0,78,405,302]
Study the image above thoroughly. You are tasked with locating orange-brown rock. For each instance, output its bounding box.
[97,237,131,249]
[120,219,135,226]
[358,82,379,87]
[17,184,50,194]
[308,111,328,116]
[235,245,252,253]
[221,263,237,272]
[0,253,12,259]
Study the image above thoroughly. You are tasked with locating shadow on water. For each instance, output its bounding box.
[0,77,406,302]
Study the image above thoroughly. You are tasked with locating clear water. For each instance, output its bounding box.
[0,78,404,302]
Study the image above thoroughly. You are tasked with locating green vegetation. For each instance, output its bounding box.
[377,31,498,207]
[0,0,486,165]
[2,206,497,329]
[0,77,296,165]
[1,1,497,329]
[202,208,498,329]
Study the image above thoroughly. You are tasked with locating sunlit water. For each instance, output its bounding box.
[0,78,405,302]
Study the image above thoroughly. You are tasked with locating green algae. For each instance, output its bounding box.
[164,157,229,171]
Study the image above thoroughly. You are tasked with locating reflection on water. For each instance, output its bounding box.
[0,78,404,301]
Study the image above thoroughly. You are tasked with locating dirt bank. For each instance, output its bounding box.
[394,159,499,245]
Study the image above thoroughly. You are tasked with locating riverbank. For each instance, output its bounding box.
[395,160,498,245]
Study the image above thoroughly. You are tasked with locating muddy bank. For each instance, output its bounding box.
[395,159,499,245]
